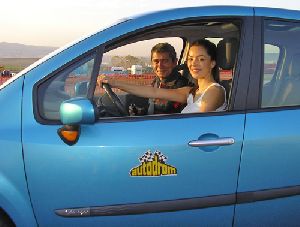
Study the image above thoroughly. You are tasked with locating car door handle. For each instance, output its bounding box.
[188,137,235,147]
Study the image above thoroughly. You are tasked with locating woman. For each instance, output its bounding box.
[98,39,226,113]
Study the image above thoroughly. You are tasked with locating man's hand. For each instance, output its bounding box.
[97,74,111,88]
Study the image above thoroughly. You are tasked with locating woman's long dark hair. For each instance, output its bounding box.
[189,39,219,95]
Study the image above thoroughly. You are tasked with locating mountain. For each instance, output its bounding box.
[0,42,57,58]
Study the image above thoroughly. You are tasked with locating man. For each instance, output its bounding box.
[148,42,190,114]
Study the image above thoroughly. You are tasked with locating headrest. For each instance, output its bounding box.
[174,63,195,84]
[289,53,300,77]
[217,38,238,70]
[174,63,188,72]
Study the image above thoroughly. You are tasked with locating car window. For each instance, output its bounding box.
[94,37,184,117]
[261,20,300,108]
[37,54,96,120]
[263,44,280,85]
[94,36,240,118]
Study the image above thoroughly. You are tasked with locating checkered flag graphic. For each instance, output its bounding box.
[139,150,154,163]
[154,150,167,163]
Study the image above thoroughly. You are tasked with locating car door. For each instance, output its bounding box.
[21,9,253,227]
[23,101,246,227]
[234,11,300,226]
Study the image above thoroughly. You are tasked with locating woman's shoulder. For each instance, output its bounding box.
[210,82,225,89]
[208,83,225,93]
[200,83,226,112]
[203,83,225,99]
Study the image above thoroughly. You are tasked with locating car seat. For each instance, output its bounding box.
[217,38,238,104]
[278,53,300,106]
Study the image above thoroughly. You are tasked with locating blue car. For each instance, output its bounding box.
[1,6,300,227]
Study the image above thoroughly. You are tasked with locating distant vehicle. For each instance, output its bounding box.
[111,66,125,72]
[0,70,13,77]
[131,64,143,75]
[1,5,300,227]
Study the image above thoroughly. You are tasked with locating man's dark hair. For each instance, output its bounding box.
[151,43,177,62]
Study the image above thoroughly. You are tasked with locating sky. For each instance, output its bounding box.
[1,0,300,47]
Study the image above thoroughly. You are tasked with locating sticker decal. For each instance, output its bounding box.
[130,150,177,177]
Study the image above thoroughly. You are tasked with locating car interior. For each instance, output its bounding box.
[95,20,241,117]
[261,21,300,108]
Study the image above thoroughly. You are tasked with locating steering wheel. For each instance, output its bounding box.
[102,83,128,116]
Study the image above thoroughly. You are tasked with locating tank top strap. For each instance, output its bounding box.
[202,83,220,94]
[198,83,226,103]
[187,93,193,102]
[203,83,226,97]
[197,83,218,100]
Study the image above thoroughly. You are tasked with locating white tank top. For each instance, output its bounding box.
[181,83,226,113]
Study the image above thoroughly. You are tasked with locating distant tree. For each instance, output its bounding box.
[110,55,149,69]
[124,55,141,68]
[111,56,124,67]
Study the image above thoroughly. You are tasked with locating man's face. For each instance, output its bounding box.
[151,52,177,79]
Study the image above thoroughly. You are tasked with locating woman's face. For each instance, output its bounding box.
[187,45,216,80]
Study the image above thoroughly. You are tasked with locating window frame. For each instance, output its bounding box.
[33,46,103,125]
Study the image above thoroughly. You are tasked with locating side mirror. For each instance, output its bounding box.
[60,97,96,125]
[58,98,97,146]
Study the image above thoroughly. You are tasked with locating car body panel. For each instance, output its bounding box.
[21,109,245,225]
[235,195,300,225]
[235,110,300,225]
[239,110,300,190]
[0,76,36,227]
